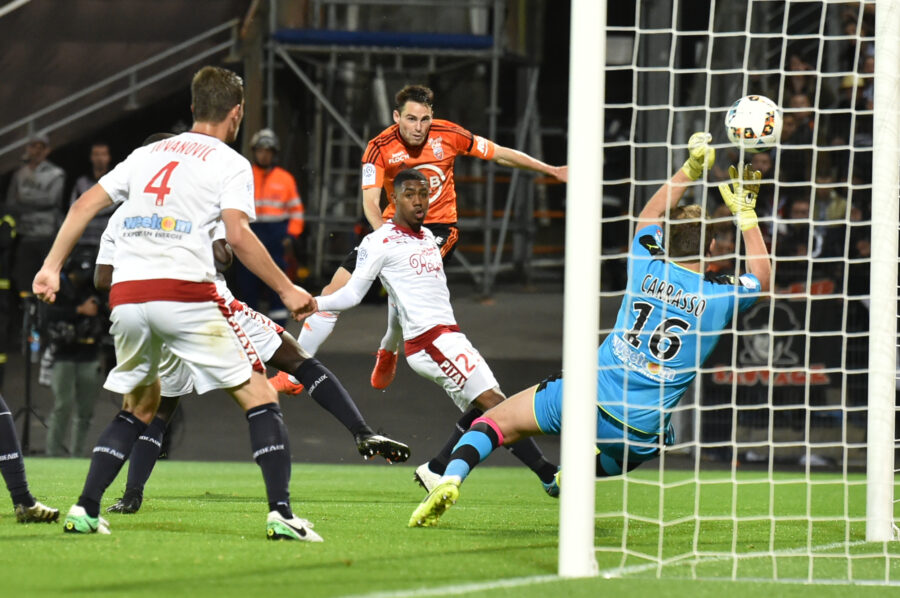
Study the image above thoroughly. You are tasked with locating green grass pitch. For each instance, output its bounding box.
[2,459,899,597]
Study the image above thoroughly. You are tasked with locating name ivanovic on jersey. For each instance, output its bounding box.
[639,273,707,316]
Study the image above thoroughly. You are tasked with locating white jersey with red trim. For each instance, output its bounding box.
[98,209,237,303]
[98,131,255,285]
[336,223,456,339]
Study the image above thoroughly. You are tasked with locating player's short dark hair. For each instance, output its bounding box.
[191,66,244,123]
[668,204,713,259]
[394,168,427,190]
[395,85,434,112]
[141,132,174,147]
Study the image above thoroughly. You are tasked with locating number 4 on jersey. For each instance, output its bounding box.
[144,161,180,206]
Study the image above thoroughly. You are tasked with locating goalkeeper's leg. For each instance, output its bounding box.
[410,388,544,526]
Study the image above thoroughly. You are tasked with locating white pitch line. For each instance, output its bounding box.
[599,539,872,578]
[337,574,559,598]
[341,539,888,597]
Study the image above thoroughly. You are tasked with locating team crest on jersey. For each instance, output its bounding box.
[429,136,444,160]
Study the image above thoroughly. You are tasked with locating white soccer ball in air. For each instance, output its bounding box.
[724,95,782,153]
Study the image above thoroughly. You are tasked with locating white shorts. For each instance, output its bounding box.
[405,329,499,411]
[158,344,193,397]
[104,300,264,396]
[229,299,284,363]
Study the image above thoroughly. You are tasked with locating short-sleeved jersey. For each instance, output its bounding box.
[597,224,761,434]
[350,223,455,339]
[98,131,254,286]
[360,119,495,224]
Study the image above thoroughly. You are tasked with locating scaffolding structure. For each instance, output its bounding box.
[264,0,560,293]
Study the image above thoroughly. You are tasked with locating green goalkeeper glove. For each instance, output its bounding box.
[680,132,715,181]
[718,164,762,231]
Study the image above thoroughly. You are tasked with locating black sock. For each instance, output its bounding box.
[428,407,483,475]
[78,411,147,518]
[0,394,33,507]
[125,416,167,495]
[294,359,371,438]
[246,403,292,518]
[505,438,558,484]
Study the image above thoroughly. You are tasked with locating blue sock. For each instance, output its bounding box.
[443,418,501,482]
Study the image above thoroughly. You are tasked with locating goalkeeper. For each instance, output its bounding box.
[410,133,772,527]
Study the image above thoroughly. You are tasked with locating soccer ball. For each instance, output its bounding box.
[724,95,782,153]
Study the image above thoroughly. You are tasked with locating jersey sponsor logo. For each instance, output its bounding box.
[362,163,377,185]
[225,313,262,369]
[388,150,409,164]
[438,358,468,388]
[408,246,443,276]
[413,164,447,203]
[611,335,676,382]
[151,138,217,161]
[122,213,192,235]
[640,274,707,316]
[429,136,444,159]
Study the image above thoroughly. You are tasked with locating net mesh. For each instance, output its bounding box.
[594,0,899,583]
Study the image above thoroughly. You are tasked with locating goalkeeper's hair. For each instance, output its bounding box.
[668,204,713,259]
[191,66,244,123]
[395,85,434,112]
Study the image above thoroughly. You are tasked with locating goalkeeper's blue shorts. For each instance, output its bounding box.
[531,373,667,463]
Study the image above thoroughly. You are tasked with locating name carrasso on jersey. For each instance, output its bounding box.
[640,274,707,316]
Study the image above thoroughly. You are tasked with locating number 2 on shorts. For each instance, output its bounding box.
[144,161,180,206]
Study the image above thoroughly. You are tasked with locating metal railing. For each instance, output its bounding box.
[0,18,240,165]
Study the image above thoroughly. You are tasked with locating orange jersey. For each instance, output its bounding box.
[252,164,305,236]
[360,119,496,224]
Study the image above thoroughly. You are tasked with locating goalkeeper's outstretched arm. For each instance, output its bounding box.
[718,164,772,293]
[635,132,714,236]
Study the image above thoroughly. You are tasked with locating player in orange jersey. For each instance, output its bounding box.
[289,84,566,493]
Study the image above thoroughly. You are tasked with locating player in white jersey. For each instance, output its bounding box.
[299,169,559,496]
[32,66,320,541]
[91,200,408,514]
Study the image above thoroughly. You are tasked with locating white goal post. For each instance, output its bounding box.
[865,0,900,543]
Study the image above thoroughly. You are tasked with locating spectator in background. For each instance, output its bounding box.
[69,141,116,253]
[5,133,65,294]
[42,251,106,457]
[235,128,304,324]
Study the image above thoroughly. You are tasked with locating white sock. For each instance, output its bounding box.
[379,300,403,353]
[299,311,340,356]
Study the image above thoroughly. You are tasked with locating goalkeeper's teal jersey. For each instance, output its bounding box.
[597,224,761,434]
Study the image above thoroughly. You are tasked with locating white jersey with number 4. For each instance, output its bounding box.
[98,131,255,286]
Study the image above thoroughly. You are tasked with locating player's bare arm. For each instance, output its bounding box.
[635,132,714,235]
[362,186,385,231]
[491,144,567,182]
[34,183,113,303]
[222,208,313,318]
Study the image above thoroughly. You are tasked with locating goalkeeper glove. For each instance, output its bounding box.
[680,132,715,181]
[718,164,762,231]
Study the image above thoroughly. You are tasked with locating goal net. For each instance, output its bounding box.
[561,0,900,584]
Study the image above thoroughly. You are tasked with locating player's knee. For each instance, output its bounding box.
[473,388,504,411]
